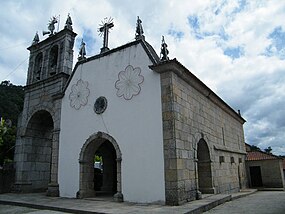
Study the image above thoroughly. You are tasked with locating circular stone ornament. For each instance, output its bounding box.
[94,96,108,114]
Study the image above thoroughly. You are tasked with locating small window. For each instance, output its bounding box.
[239,158,242,163]
[231,157,235,164]
[219,156,225,163]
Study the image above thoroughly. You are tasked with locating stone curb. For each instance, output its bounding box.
[231,189,258,201]
[184,195,231,214]
[0,190,258,214]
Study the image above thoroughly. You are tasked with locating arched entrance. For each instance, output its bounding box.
[78,132,123,202]
[197,138,214,194]
[25,110,54,191]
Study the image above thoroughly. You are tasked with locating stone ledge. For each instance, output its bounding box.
[214,145,246,155]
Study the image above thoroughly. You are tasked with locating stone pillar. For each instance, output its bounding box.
[77,161,96,198]
[47,129,60,196]
[114,158,123,202]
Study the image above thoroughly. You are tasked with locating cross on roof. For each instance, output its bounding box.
[98,17,114,53]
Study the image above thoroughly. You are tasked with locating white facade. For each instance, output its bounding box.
[58,42,166,203]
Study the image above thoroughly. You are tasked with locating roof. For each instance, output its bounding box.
[246,151,280,161]
[283,159,285,169]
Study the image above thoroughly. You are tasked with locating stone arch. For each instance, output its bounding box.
[78,132,123,202]
[23,106,55,135]
[49,45,59,76]
[197,138,215,194]
[24,110,54,191]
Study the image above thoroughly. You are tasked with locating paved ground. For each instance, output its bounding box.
[204,191,285,214]
[0,189,256,214]
[0,204,66,214]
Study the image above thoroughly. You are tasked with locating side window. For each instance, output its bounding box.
[34,53,43,81]
[49,45,58,76]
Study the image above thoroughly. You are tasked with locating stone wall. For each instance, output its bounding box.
[246,159,285,188]
[152,59,247,205]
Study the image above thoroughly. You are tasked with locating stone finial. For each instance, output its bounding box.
[238,110,241,116]
[65,13,73,31]
[135,16,144,40]
[32,32,40,45]
[78,39,86,60]
[160,36,169,61]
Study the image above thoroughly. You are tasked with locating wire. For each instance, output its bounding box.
[3,57,29,80]
[0,42,28,51]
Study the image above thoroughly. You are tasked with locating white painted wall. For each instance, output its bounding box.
[58,43,165,203]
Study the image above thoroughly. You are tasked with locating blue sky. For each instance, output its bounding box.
[0,0,285,155]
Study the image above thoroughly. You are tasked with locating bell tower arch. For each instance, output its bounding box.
[14,15,77,196]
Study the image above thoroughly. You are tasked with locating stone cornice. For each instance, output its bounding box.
[27,28,77,51]
[214,145,247,155]
[24,72,69,92]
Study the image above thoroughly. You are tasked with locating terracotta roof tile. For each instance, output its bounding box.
[246,151,279,161]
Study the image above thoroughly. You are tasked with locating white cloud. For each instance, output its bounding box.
[1,0,285,155]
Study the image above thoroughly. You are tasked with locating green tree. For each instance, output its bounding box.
[0,118,16,165]
[0,80,24,125]
[0,118,7,146]
[264,146,272,154]
[250,144,261,151]
[0,80,24,166]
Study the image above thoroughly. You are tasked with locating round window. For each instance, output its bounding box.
[94,96,107,114]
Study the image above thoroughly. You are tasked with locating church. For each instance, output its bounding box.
[14,15,247,205]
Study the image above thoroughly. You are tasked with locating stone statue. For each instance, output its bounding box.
[43,16,58,36]
[32,32,39,45]
[160,36,169,61]
[78,39,86,60]
[135,16,144,40]
[65,14,73,31]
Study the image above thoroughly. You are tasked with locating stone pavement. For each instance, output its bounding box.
[0,204,66,214]
[204,191,285,214]
[0,189,257,214]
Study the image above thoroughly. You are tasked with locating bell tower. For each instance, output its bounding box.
[26,16,76,84]
[14,15,77,196]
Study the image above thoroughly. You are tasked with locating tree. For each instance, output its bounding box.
[0,80,24,125]
[264,146,272,154]
[250,144,261,151]
[0,118,16,165]
[0,118,7,146]
[0,81,24,166]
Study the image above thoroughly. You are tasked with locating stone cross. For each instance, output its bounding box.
[99,18,114,53]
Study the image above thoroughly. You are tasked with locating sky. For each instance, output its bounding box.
[0,0,285,155]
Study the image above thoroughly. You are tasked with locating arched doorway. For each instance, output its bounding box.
[78,132,123,202]
[197,138,214,194]
[25,110,54,191]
